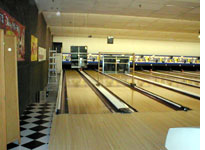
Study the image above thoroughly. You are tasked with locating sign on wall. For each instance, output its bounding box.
[0,8,25,61]
[38,47,46,62]
[31,35,38,61]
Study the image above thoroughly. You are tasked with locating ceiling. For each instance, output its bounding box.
[35,0,200,42]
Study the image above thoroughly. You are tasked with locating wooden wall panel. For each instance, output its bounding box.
[0,30,7,150]
[4,35,20,144]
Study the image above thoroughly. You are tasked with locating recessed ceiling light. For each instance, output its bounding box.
[198,35,200,38]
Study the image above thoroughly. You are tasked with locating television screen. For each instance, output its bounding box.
[107,36,114,44]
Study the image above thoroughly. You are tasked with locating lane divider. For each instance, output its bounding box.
[80,71,135,113]
[100,72,190,111]
[144,70,200,82]
[126,74,200,100]
[134,71,200,88]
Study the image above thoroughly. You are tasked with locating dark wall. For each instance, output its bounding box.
[0,0,53,114]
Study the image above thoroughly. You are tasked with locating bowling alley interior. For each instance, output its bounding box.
[0,0,203,150]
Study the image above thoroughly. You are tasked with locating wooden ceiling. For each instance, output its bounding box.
[35,0,200,42]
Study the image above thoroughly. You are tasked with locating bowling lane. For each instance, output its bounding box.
[168,71,200,78]
[111,74,200,110]
[157,71,200,79]
[142,71,200,86]
[66,70,110,114]
[184,71,200,75]
[86,71,173,112]
[173,71,200,76]
[133,72,200,95]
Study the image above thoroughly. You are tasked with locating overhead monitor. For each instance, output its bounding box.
[107,36,114,44]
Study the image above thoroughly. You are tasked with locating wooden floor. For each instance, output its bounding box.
[86,71,174,112]
[111,73,200,110]
[133,72,200,95]
[49,110,200,150]
[50,70,200,150]
[66,70,110,114]
[142,71,200,86]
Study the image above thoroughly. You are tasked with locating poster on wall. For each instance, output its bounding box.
[31,35,38,61]
[0,8,25,61]
[38,47,46,62]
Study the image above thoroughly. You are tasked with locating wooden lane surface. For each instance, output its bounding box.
[86,71,173,112]
[49,111,199,150]
[133,72,200,95]
[183,71,200,75]
[112,74,200,110]
[157,71,200,79]
[141,71,200,86]
[168,71,200,78]
[66,70,110,114]
[174,71,200,76]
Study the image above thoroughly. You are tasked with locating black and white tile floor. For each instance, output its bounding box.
[7,102,56,150]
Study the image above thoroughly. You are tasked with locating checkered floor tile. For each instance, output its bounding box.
[7,102,56,150]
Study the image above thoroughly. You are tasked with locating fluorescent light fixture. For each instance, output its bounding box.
[56,11,61,16]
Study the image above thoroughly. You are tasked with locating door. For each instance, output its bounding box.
[0,30,6,150]
[4,35,20,144]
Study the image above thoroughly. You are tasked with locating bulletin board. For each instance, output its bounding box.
[38,47,46,62]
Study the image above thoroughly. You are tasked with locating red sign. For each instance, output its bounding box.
[0,8,25,61]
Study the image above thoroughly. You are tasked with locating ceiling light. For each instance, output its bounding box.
[56,11,61,16]
[198,35,200,38]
